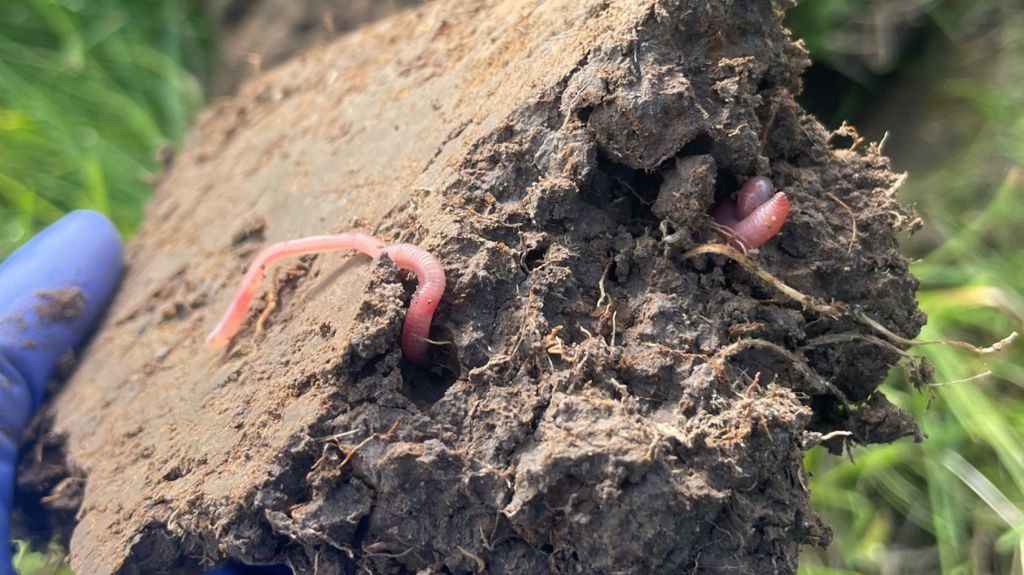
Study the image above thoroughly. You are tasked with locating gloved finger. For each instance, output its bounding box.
[1,429,17,575]
[0,210,123,408]
[0,210,123,575]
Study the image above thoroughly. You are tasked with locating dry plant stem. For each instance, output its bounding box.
[684,244,836,315]
[929,371,993,388]
[855,311,1017,354]
[682,243,1018,355]
[255,268,282,333]
[825,192,858,253]
[818,430,854,442]
[710,338,850,408]
[205,232,445,366]
[802,332,912,360]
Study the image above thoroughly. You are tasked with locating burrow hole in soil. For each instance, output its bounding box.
[399,323,459,408]
[584,150,664,226]
[523,243,549,271]
[583,134,736,234]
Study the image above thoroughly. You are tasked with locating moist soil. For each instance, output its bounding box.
[16,1,926,573]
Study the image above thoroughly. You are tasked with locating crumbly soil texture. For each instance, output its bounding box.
[16,1,927,573]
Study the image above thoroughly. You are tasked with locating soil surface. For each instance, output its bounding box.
[206,0,420,96]
[18,0,926,573]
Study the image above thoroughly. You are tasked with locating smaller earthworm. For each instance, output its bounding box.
[735,176,774,219]
[710,176,790,249]
[205,232,445,366]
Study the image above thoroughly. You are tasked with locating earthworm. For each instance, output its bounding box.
[710,176,790,249]
[205,232,445,366]
[384,243,447,365]
[709,200,740,228]
[728,192,789,249]
[735,176,774,219]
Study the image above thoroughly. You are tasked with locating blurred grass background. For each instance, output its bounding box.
[3,0,1023,574]
[789,0,1024,574]
[0,0,208,257]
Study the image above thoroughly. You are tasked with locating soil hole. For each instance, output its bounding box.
[221,0,263,27]
[217,560,291,575]
[809,393,848,429]
[585,150,664,228]
[677,132,713,156]
[713,169,741,203]
[356,353,389,381]
[523,244,549,271]
[399,325,459,408]
[13,429,78,547]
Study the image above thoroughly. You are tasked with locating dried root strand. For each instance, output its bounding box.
[255,267,282,333]
[825,192,857,253]
[856,312,1017,355]
[682,242,1018,356]
[710,337,850,408]
[682,244,836,315]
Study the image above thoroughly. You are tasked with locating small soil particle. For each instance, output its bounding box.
[33,288,85,324]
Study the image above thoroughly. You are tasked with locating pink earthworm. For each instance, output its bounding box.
[735,176,774,219]
[728,192,789,249]
[710,176,790,249]
[383,243,446,366]
[205,232,445,366]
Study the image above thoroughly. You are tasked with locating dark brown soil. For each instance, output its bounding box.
[18,1,926,573]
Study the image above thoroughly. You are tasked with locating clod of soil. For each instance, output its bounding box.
[33,289,85,324]
[17,1,926,573]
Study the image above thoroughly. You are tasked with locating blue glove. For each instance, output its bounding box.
[1,211,122,575]
[0,212,286,575]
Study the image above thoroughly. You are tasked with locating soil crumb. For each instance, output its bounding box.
[33,289,85,324]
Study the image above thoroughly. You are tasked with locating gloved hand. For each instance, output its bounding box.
[0,211,122,575]
[0,212,287,575]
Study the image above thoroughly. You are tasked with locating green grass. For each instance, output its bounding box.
[2,1,209,572]
[0,0,209,257]
[792,1,1024,573]
[11,540,72,575]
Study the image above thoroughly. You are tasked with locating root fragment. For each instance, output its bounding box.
[457,546,487,574]
[710,338,850,408]
[682,243,1018,356]
[828,120,864,151]
[311,421,401,474]
[255,268,282,333]
[826,192,857,253]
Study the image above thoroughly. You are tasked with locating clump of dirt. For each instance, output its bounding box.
[18,1,926,573]
[33,289,85,324]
